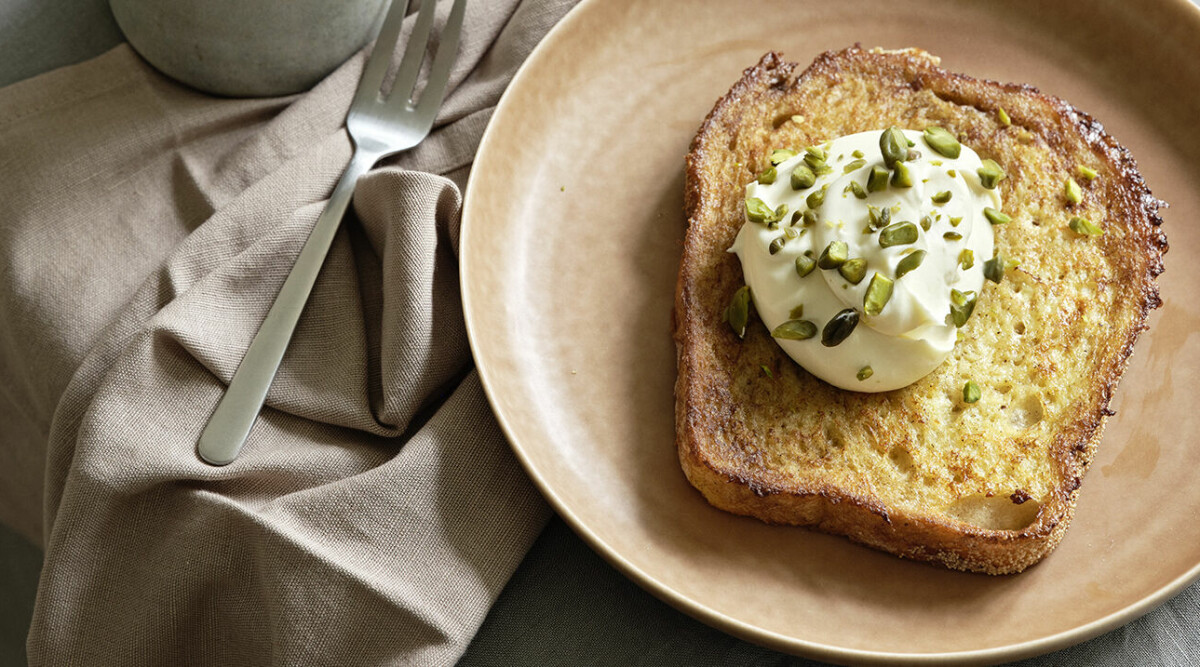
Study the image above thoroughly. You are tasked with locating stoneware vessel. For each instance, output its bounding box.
[109,0,388,97]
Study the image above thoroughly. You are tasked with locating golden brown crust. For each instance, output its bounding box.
[674,46,1166,575]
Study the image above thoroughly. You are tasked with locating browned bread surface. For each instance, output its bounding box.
[674,46,1167,574]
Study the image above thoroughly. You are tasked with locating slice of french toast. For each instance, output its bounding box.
[674,46,1166,574]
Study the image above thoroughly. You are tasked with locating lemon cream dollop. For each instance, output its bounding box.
[730,128,1000,392]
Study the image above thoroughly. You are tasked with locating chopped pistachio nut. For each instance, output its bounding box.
[846,180,868,199]
[838,258,867,284]
[879,127,909,168]
[997,107,1011,127]
[958,248,975,270]
[866,165,890,192]
[983,251,1007,283]
[931,190,953,204]
[821,308,860,347]
[789,304,805,319]
[761,365,773,378]
[878,221,919,248]
[943,231,963,241]
[806,187,827,209]
[891,161,913,187]
[1068,216,1104,236]
[857,366,874,381]
[1064,177,1082,204]
[949,216,963,227]
[1078,165,1099,181]
[772,319,817,340]
[852,149,865,158]
[983,207,1011,225]
[768,236,787,255]
[867,204,891,231]
[817,240,849,269]
[783,226,801,239]
[863,273,894,316]
[801,210,818,227]
[757,167,777,185]
[920,214,933,231]
[770,148,796,165]
[843,158,868,173]
[977,159,1006,189]
[795,253,817,277]
[963,380,981,403]
[746,197,786,224]
[895,249,927,279]
[726,285,751,338]
[791,164,816,190]
[922,126,962,159]
[949,289,977,327]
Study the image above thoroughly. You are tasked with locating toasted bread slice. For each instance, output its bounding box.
[675,46,1166,574]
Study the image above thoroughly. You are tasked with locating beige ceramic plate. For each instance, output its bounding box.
[461,0,1200,663]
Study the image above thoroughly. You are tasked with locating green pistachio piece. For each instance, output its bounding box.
[772,319,817,340]
[878,221,919,248]
[963,380,981,404]
[863,273,894,316]
[977,159,1006,189]
[757,167,777,185]
[790,164,816,190]
[821,308,860,347]
[958,248,974,270]
[943,231,963,241]
[922,126,962,159]
[846,181,868,199]
[817,240,849,269]
[843,158,868,173]
[806,187,827,209]
[949,216,963,227]
[879,127,908,168]
[867,205,891,232]
[726,285,751,339]
[857,366,874,381]
[1078,165,1099,181]
[866,165,890,193]
[789,304,805,319]
[839,258,867,284]
[931,190,953,204]
[745,197,780,223]
[770,148,797,165]
[805,145,828,162]
[895,250,927,279]
[802,209,818,227]
[890,161,913,188]
[983,251,1006,283]
[983,207,1011,225]
[769,236,787,255]
[997,107,1011,127]
[1064,177,1082,204]
[949,289,977,327]
[920,215,933,231]
[795,253,816,277]
[852,149,865,158]
[783,226,801,239]
[1068,216,1104,236]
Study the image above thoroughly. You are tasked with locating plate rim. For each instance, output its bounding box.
[460,0,1200,662]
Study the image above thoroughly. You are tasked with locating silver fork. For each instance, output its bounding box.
[197,0,467,466]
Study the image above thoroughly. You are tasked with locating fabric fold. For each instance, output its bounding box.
[0,0,581,664]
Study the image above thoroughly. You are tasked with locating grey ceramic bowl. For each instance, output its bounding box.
[110,0,388,97]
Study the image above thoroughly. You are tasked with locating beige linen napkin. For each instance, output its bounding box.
[0,1,578,664]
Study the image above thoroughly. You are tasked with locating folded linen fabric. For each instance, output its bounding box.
[0,1,578,663]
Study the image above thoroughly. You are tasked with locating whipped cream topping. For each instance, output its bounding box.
[730,129,999,391]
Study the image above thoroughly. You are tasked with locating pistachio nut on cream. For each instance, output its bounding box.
[729,128,1003,392]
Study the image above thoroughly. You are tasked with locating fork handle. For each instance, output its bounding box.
[197,147,382,466]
